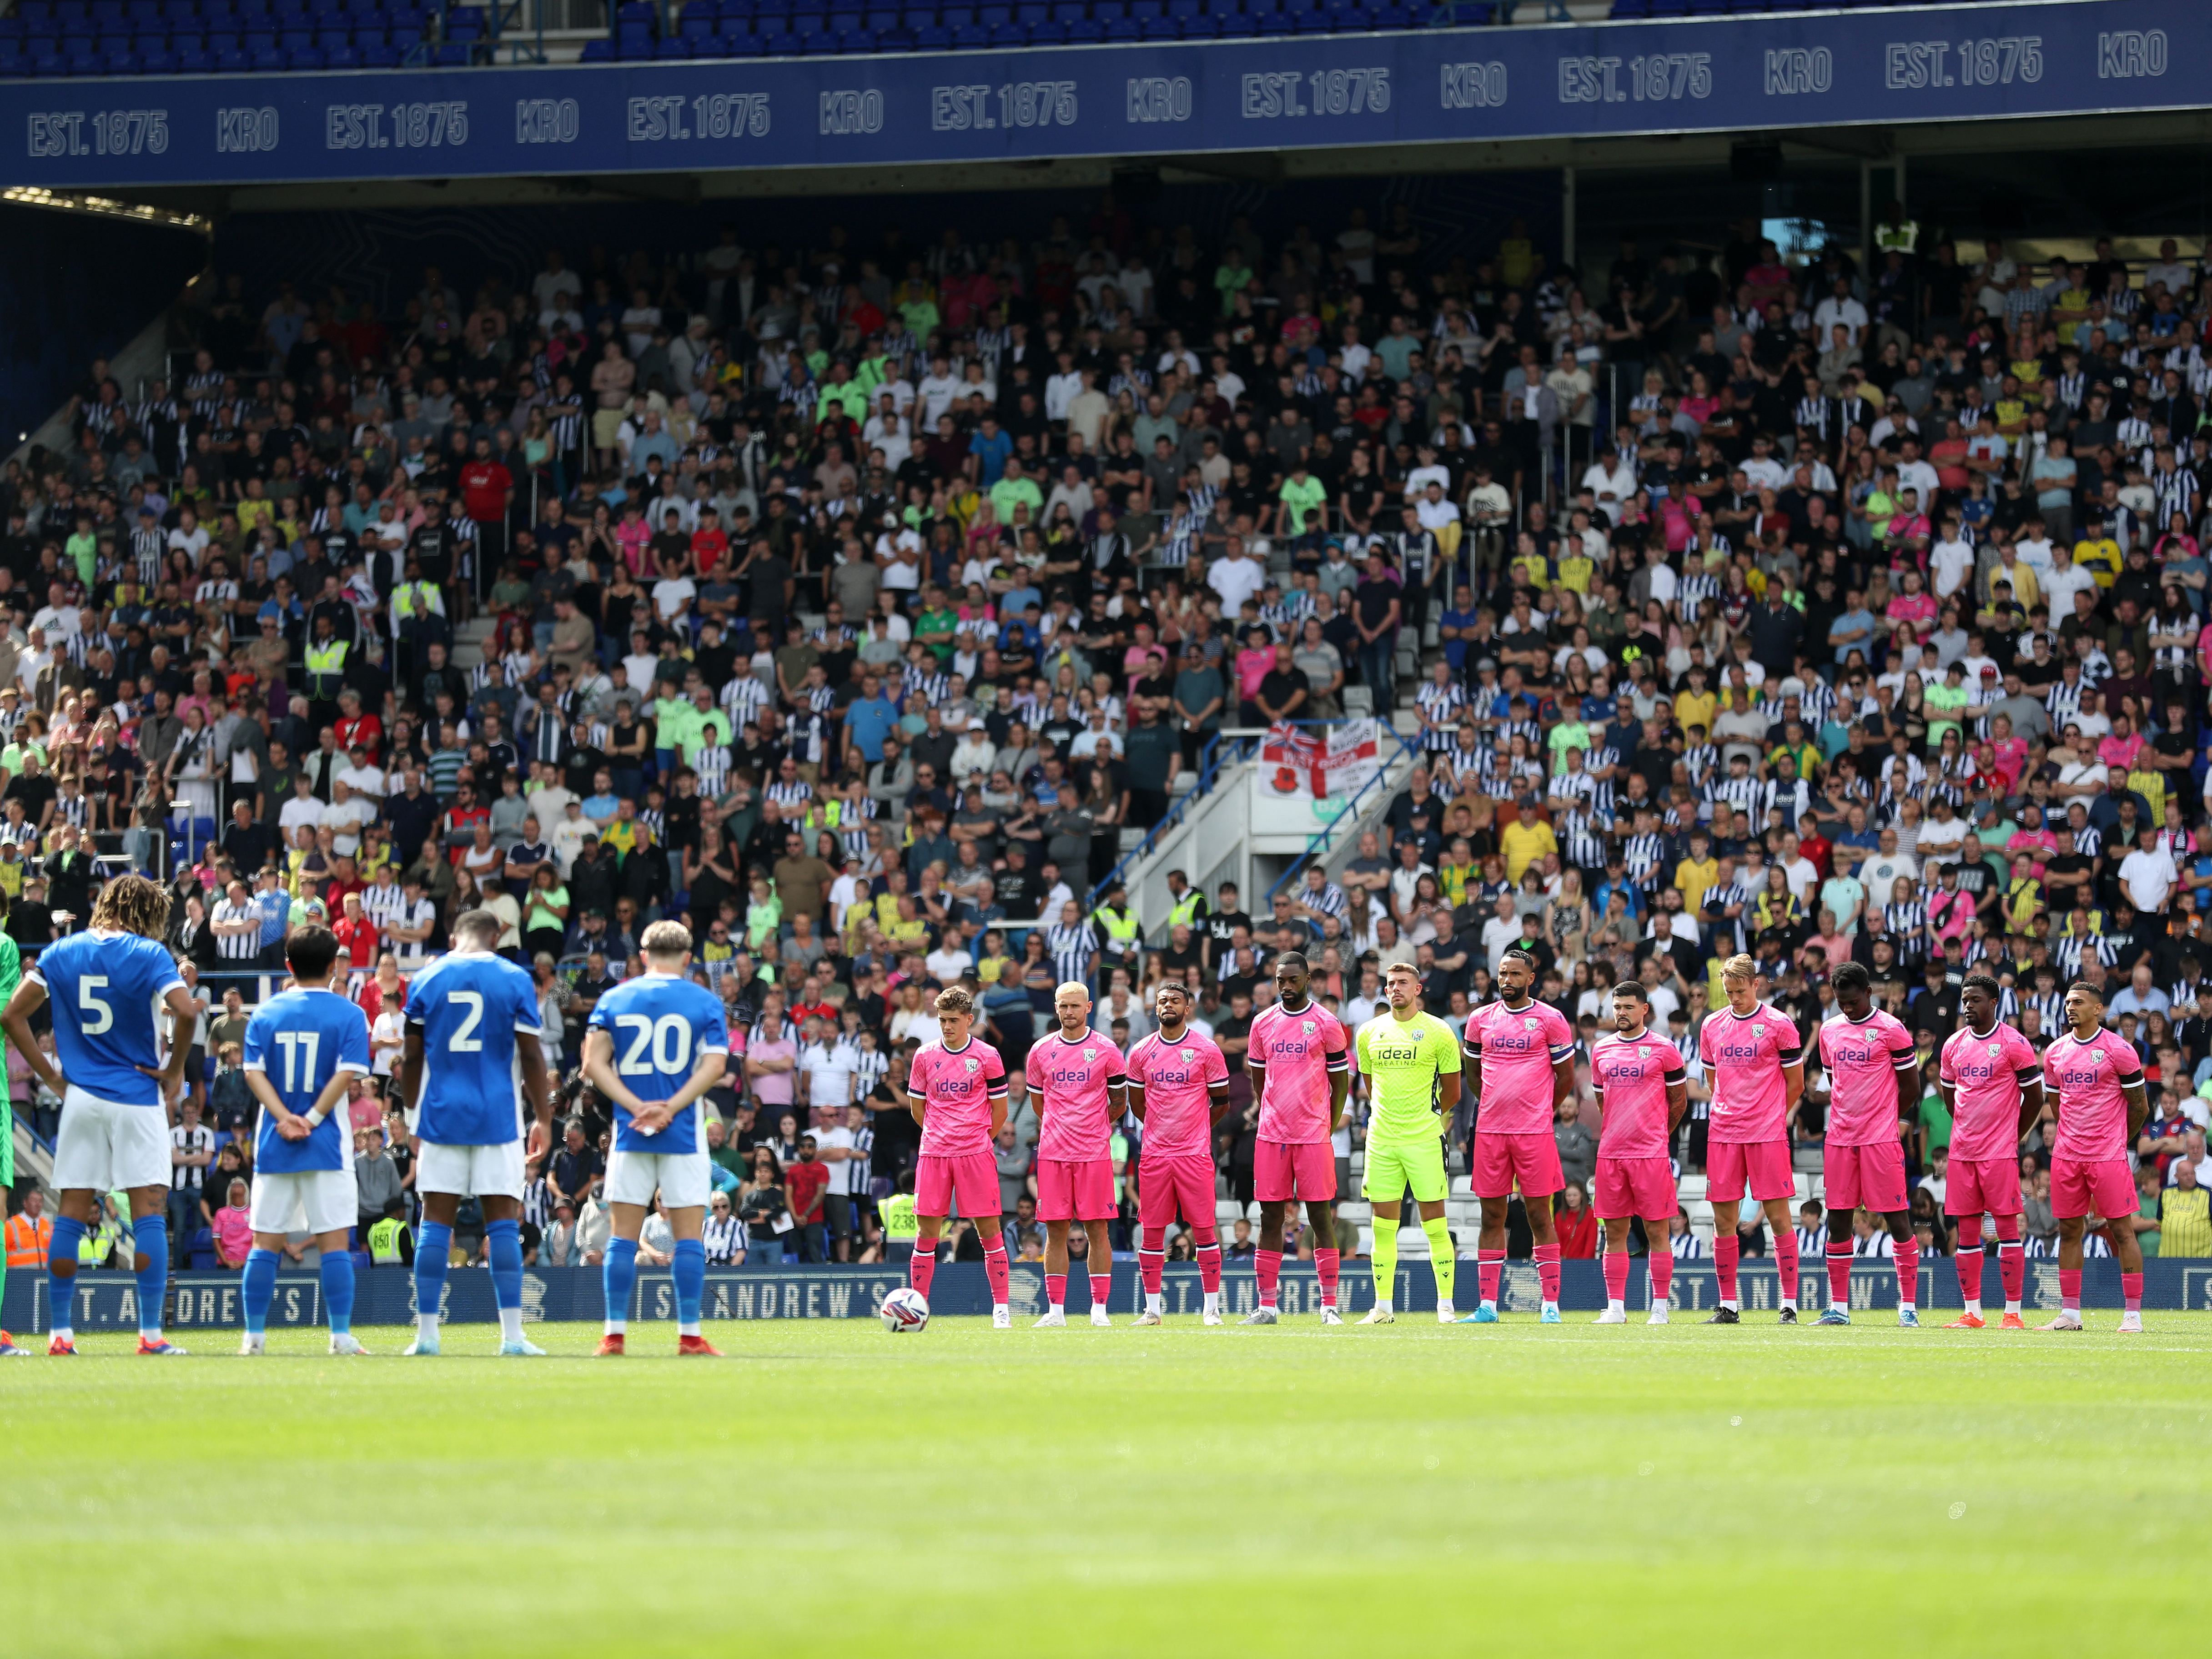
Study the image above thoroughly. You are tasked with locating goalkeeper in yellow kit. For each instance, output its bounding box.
[1353,961,1463,1324]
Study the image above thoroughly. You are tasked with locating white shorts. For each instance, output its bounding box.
[54,1085,170,1193]
[416,1140,525,1201]
[248,1169,357,1237]
[606,1147,713,1211]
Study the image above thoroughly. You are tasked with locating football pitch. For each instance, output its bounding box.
[5,1312,2202,1657]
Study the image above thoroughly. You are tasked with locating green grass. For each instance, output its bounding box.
[3,1312,2203,1657]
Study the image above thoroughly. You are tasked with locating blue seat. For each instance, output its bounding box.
[949,18,984,42]
[836,24,870,45]
[285,41,322,62]
[279,22,311,43]
[356,35,393,57]
[1102,11,1136,35]
[760,27,799,48]
[1062,13,1098,35]
[100,45,136,69]
[321,37,355,59]
[1024,16,1059,39]
[314,22,347,42]
[578,32,612,54]
[125,0,159,19]
[171,38,207,61]
[247,40,280,61]
[614,29,652,50]
[827,5,857,25]
[18,0,55,20]
[652,32,689,52]
[90,0,122,20]
[240,21,272,43]
[133,26,166,48]
[798,25,836,48]
[430,36,470,58]
[911,20,947,43]
[987,18,1019,40]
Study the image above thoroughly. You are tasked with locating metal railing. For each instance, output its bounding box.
[1091,726,1258,900]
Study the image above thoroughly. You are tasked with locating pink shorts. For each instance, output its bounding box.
[1593,1155,1676,1220]
[1471,1130,1563,1201]
[1706,1138,1795,1204]
[1255,1138,1336,1203]
[1137,1152,1216,1229]
[2051,1156,2134,1221]
[1036,1156,1116,1221]
[915,1151,1000,1220]
[1946,1155,2023,1219]
[1824,1140,1906,1214]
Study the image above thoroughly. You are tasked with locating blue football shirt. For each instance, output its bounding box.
[586,971,730,1155]
[406,950,543,1146]
[30,929,186,1106]
[244,987,373,1175]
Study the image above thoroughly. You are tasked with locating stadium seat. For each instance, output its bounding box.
[279,22,312,45]
[322,38,356,60]
[948,19,984,43]
[248,41,281,64]
[577,33,613,56]
[17,0,54,20]
[1022,17,1059,40]
[240,22,273,45]
[357,38,395,59]
[987,19,1020,42]
[315,22,349,44]
[910,21,948,44]
[285,41,322,63]
[652,32,690,53]
[171,39,209,63]
[429,35,469,58]
[798,25,837,47]
[760,27,799,48]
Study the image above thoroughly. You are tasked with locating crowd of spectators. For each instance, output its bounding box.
[6,201,2212,1275]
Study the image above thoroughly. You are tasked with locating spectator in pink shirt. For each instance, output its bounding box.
[213,1178,254,1270]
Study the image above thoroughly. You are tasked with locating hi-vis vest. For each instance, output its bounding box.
[1875,217,1919,254]
[368,1216,408,1264]
[880,1193,919,1241]
[305,638,349,696]
[1167,890,1204,929]
[1094,905,1141,949]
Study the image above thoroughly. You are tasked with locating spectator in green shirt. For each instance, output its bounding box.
[1278,463,1327,543]
[988,457,1045,526]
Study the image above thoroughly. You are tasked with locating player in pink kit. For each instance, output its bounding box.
[903,986,1014,1329]
[1813,963,1925,1327]
[2039,979,2151,1332]
[1590,981,1689,1326]
[1242,952,1350,1327]
[1124,981,1232,1326]
[1938,972,2045,1330]
[1460,947,1577,1323]
[1697,954,1806,1324]
[1025,981,1126,1329]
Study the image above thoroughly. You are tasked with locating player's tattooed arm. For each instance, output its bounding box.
[2122,1073,2151,1141]
[1664,1067,1689,1135]
[0,975,60,1098]
[517,1031,554,1164]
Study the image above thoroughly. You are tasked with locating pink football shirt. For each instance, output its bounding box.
[1815,1009,1919,1146]
[908,1037,1009,1158]
[1026,1031,1126,1162]
[1463,998,1575,1135]
[1126,1030,1227,1161]
[1250,1000,1349,1144]
[1591,1031,1684,1159]
[2041,1026,2143,1162]
[1939,1021,2042,1163]
[1698,1003,1804,1144]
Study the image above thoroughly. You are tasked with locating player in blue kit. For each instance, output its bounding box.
[397,910,553,1357]
[239,925,374,1356]
[583,920,731,1358]
[1,875,199,1357]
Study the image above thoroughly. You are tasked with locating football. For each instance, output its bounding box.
[880,1287,930,1332]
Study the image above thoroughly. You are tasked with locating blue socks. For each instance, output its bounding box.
[603,1235,638,1335]
[486,1218,523,1310]
[46,1215,86,1337]
[241,1247,280,1336]
[413,1222,452,1330]
[486,1218,525,1345]
[319,1249,355,1337]
[673,1237,705,1334]
[132,1214,168,1338]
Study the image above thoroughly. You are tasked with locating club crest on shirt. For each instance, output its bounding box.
[1083,1047,1096,1062]
[1753,1024,1765,1036]
[1523,1017,1537,1029]
[964,1056,979,1073]
[1181,1047,1195,1061]
[1639,1046,1651,1058]
[1301,1020,1316,1035]
[1989,1042,2001,1056]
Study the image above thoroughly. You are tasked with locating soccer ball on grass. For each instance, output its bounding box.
[880,1287,930,1332]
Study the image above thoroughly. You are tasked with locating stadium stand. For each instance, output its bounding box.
[6,196,2212,1283]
